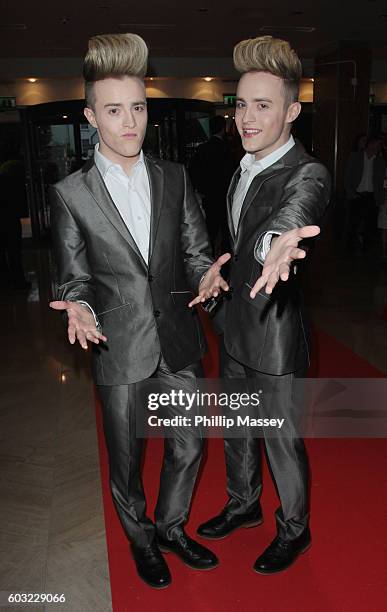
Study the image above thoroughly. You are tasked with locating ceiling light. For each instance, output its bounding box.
[204,76,213,82]
[224,115,229,119]
[28,78,37,83]
[62,115,68,119]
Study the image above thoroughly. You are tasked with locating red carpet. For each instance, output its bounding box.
[95,319,387,612]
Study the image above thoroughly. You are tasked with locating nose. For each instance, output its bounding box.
[123,109,136,129]
[242,104,256,124]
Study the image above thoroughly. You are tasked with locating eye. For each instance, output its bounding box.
[134,105,145,112]
[235,102,245,110]
[258,103,269,110]
[108,107,119,115]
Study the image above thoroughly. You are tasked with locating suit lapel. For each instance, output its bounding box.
[236,158,286,234]
[144,156,164,264]
[226,167,241,243]
[234,142,307,249]
[82,161,147,270]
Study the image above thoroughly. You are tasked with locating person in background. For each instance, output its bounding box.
[0,154,30,290]
[377,134,387,258]
[345,135,386,252]
[188,115,235,254]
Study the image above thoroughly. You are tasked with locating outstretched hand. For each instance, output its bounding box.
[49,301,107,349]
[250,225,320,297]
[188,253,231,308]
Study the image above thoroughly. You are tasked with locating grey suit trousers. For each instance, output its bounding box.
[220,339,309,541]
[98,356,204,548]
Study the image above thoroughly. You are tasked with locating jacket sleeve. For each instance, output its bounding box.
[50,185,97,311]
[180,165,214,291]
[254,161,331,263]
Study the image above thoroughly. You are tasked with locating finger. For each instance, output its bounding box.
[188,296,202,308]
[87,329,108,344]
[294,225,320,240]
[75,329,88,350]
[84,330,99,344]
[219,278,230,292]
[250,274,268,298]
[265,271,280,295]
[279,262,290,281]
[50,300,69,310]
[215,252,232,267]
[290,247,307,261]
[67,321,77,344]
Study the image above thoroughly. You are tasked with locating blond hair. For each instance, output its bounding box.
[233,36,302,105]
[83,33,148,107]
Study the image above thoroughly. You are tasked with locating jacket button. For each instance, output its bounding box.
[234,254,239,261]
[148,274,154,282]
[154,310,161,318]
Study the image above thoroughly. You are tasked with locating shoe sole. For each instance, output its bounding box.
[197,517,263,540]
[158,546,220,570]
[253,542,311,575]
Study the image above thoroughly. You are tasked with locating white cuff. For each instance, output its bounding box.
[77,301,101,329]
[199,272,208,286]
[260,231,282,261]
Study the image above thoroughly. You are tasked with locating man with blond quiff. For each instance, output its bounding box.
[197,35,331,575]
[49,32,232,589]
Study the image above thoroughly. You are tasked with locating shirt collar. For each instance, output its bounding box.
[240,135,295,174]
[94,143,144,179]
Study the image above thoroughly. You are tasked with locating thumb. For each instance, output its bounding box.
[295,225,320,240]
[216,252,232,267]
[49,300,69,310]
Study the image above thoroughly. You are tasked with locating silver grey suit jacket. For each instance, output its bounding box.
[50,155,213,385]
[223,141,331,375]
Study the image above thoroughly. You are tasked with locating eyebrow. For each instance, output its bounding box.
[103,101,147,108]
[236,97,273,104]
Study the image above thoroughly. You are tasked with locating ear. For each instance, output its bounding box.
[286,101,301,124]
[84,106,98,129]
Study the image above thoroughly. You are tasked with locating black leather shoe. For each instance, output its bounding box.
[131,541,171,588]
[158,532,219,570]
[197,507,263,540]
[253,530,311,574]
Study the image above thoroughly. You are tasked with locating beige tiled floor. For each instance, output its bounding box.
[0,229,386,611]
[0,249,111,611]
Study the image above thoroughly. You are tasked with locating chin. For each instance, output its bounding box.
[120,145,141,158]
[242,139,262,154]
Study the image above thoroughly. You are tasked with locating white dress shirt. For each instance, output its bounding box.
[94,144,151,262]
[232,136,295,260]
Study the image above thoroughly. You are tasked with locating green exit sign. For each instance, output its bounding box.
[223,94,236,106]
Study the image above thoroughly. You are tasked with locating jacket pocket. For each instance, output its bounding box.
[97,302,132,316]
[240,282,271,307]
[170,290,193,307]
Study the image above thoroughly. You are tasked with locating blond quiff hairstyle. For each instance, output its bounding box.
[83,33,148,107]
[233,36,302,105]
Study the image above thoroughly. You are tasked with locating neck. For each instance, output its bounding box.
[254,132,291,161]
[98,144,141,176]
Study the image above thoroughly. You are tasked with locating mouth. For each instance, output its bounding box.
[122,133,137,139]
[242,128,262,138]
